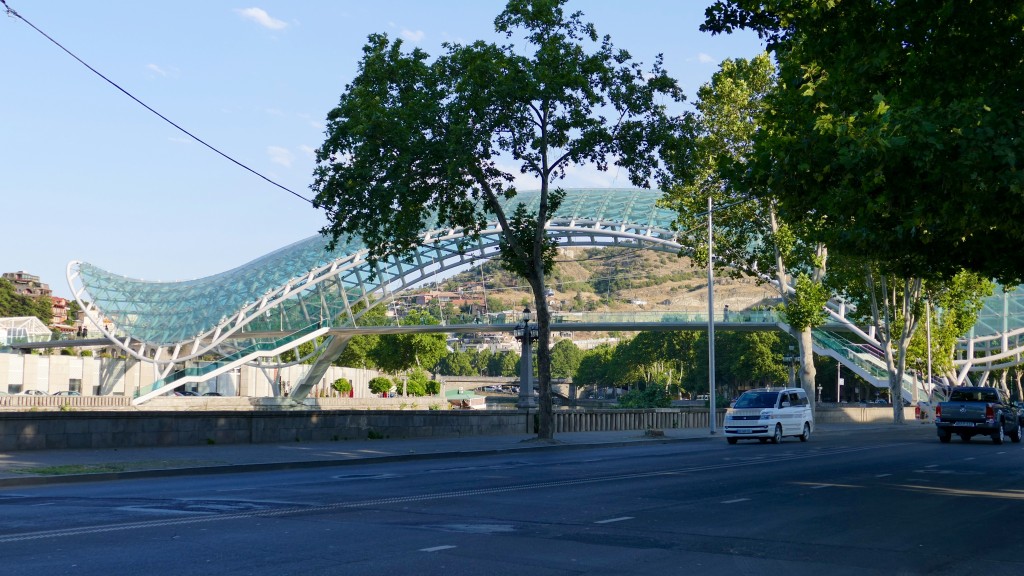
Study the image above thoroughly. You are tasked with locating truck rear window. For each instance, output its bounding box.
[949,390,998,403]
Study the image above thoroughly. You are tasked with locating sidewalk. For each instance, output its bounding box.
[0,423,933,488]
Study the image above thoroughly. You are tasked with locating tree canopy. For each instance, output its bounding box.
[703,0,1024,283]
[311,0,684,439]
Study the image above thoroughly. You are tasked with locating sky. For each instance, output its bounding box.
[1,1,764,299]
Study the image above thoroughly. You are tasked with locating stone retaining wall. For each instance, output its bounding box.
[0,410,531,451]
[0,406,917,451]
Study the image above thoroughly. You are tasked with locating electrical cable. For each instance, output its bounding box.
[2,0,314,204]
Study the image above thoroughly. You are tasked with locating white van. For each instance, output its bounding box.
[724,387,813,444]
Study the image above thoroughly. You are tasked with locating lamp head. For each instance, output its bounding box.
[523,307,532,322]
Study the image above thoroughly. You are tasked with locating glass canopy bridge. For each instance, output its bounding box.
[65,188,1024,404]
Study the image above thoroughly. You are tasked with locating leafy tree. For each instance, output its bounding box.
[311,0,684,439]
[331,378,352,396]
[549,339,583,379]
[436,350,477,377]
[401,368,432,397]
[702,1,1024,285]
[907,272,993,390]
[574,344,616,389]
[368,376,393,396]
[368,309,447,374]
[470,348,493,375]
[488,350,520,377]
[826,252,989,420]
[661,52,827,410]
[617,385,671,409]
[334,303,392,369]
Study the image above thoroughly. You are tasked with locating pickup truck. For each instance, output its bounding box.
[935,386,1022,444]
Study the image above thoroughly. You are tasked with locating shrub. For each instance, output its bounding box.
[331,377,352,395]
[368,376,393,396]
[618,385,671,409]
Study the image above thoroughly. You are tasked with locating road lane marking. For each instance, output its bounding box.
[0,442,909,544]
[420,545,456,552]
[876,474,892,478]
[721,498,749,504]
[594,516,633,524]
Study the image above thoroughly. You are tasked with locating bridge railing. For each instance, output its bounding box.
[551,408,725,432]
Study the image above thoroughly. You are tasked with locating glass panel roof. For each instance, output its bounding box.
[969,284,1024,337]
[74,189,676,346]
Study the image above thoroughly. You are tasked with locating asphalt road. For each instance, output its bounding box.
[1,425,1022,575]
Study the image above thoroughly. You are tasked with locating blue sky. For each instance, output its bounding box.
[1,1,763,299]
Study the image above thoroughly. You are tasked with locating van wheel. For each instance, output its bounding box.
[799,422,811,442]
[770,424,783,444]
[727,437,738,445]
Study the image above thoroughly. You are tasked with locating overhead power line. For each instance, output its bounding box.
[2,0,314,204]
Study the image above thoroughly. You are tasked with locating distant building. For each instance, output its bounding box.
[2,271,52,298]
[51,296,69,326]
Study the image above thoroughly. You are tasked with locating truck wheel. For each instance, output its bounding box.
[1011,424,1022,443]
[938,431,951,443]
[727,437,738,445]
[992,424,1005,445]
[799,422,811,442]
[770,424,783,444]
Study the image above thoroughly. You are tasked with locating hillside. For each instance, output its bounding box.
[433,247,781,315]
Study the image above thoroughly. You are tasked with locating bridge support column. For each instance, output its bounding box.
[290,335,352,402]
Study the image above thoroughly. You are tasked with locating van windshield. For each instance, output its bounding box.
[734,391,780,409]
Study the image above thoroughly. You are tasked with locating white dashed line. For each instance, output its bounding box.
[811,485,830,489]
[721,498,750,504]
[875,474,892,478]
[420,545,456,553]
[594,516,634,524]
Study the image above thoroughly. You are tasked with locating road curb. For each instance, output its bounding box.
[0,435,703,488]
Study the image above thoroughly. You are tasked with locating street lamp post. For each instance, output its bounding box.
[514,307,538,409]
[707,195,717,435]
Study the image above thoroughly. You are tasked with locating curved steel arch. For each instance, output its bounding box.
[68,187,1024,387]
[68,189,682,370]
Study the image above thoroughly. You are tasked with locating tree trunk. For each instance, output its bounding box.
[534,281,554,440]
[798,327,817,410]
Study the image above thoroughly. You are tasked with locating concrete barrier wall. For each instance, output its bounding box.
[0,410,532,451]
[0,406,913,451]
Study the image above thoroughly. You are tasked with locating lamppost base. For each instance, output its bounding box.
[517,397,538,409]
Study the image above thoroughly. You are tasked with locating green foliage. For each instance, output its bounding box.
[436,350,477,376]
[368,376,393,396]
[311,0,687,438]
[368,309,447,374]
[399,368,432,397]
[0,278,53,325]
[574,344,616,388]
[488,350,520,377]
[549,339,583,379]
[660,52,785,278]
[703,1,1024,284]
[907,271,994,376]
[617,385,671,408]
[779,274,829,331]
[331,378,352,395]
[65,299,82,326]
